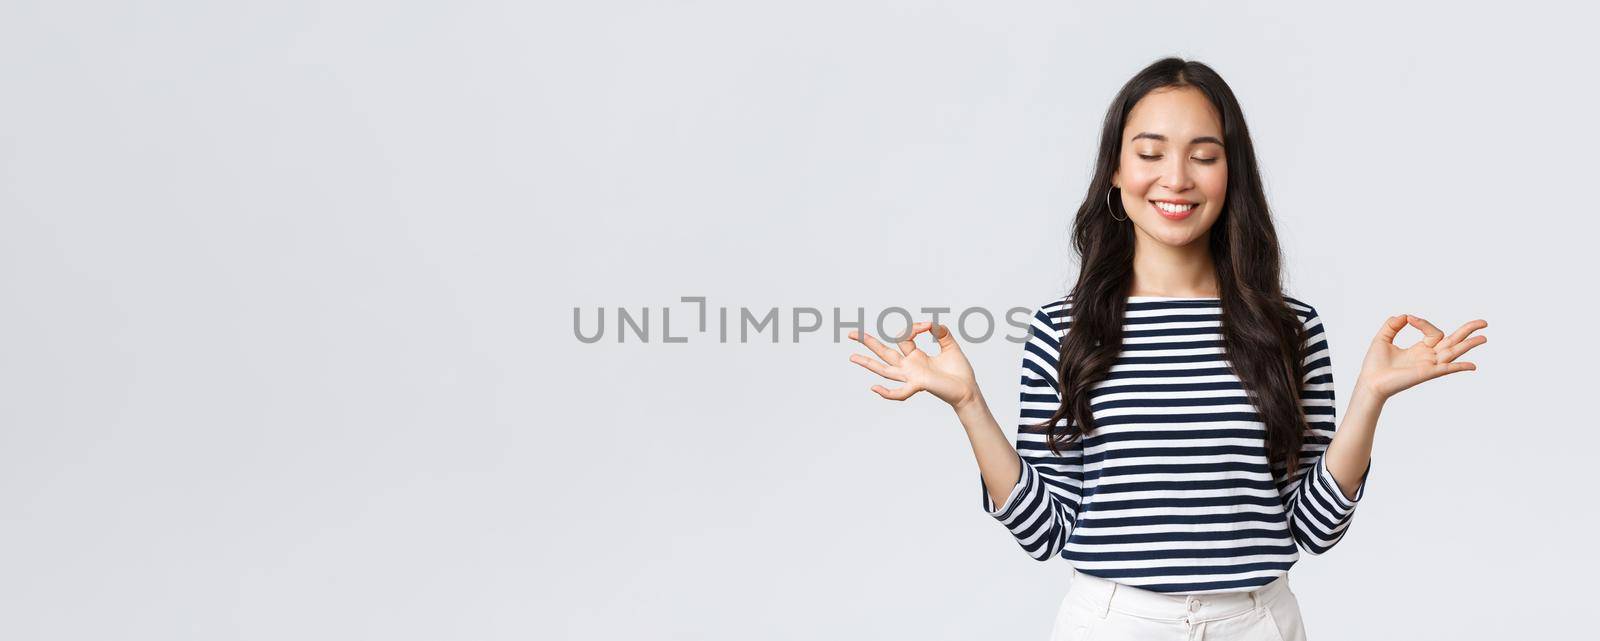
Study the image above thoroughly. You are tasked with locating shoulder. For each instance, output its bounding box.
[1018,294,1071,346]
[1282,294,1320,322]
[1032,293,1072,332]
[1282,294,1330,347]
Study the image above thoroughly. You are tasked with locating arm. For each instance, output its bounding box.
[1283,304,1490,555]
[843,300,1087,561]
[1283,304,1373,555]
[974,303,1084,561]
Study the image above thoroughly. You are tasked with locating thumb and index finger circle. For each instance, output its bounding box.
[896,321,963,356]
[932,322,961,351]
[1376,314,1408,344]
[896,322,931,356]
[1405,314,1446,347]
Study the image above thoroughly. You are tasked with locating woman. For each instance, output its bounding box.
[846,57,1487,640]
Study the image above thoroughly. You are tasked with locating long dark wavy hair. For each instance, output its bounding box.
[1037,57,1313,480]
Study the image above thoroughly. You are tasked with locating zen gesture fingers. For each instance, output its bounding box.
[847,322,979,408]
[1358,313,1488,399]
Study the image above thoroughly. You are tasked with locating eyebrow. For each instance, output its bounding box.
[1131,132,1225,147]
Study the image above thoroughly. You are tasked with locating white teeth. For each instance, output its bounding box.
[1153,201,1195,213]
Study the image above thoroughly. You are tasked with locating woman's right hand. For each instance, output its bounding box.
[848,322,980,408]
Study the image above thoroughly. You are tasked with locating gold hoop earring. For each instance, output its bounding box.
[1107,186,1127,222]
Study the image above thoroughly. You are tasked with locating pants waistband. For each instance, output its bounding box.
[1066,567,1288,623]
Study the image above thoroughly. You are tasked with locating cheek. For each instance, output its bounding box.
[1119,163,1163,192]
[1200,169,1228,206]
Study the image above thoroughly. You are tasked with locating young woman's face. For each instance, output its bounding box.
[1113,86,1228,248]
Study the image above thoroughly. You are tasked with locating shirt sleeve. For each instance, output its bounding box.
[980,301,1084,561]
[1282,302,1373,556]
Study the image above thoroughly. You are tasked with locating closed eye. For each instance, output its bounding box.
[1139,154,1219,165]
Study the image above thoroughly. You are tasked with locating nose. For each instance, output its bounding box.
[1160,156,1193,192]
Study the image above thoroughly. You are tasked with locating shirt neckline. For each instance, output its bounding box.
[1127,295,1221,300]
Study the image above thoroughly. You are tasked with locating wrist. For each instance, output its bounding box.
[1350,381,1388,409]
[953,386,986,414]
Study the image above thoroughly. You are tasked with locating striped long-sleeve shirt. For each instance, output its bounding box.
[981,294,1372,594]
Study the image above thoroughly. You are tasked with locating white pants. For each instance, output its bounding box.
[1050,568,1308,641]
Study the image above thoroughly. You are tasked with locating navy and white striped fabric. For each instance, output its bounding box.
[981,294,1372,594]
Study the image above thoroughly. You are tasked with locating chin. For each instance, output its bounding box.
[1141,223,1207,248]
[1161,234,1203,248]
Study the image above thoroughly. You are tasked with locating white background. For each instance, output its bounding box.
[2,1,1595,639]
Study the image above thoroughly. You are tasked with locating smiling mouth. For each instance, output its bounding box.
[1150,201,1197,215]
[1151,201,1197,221]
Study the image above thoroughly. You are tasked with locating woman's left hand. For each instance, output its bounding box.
[1355,313,1488,400]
